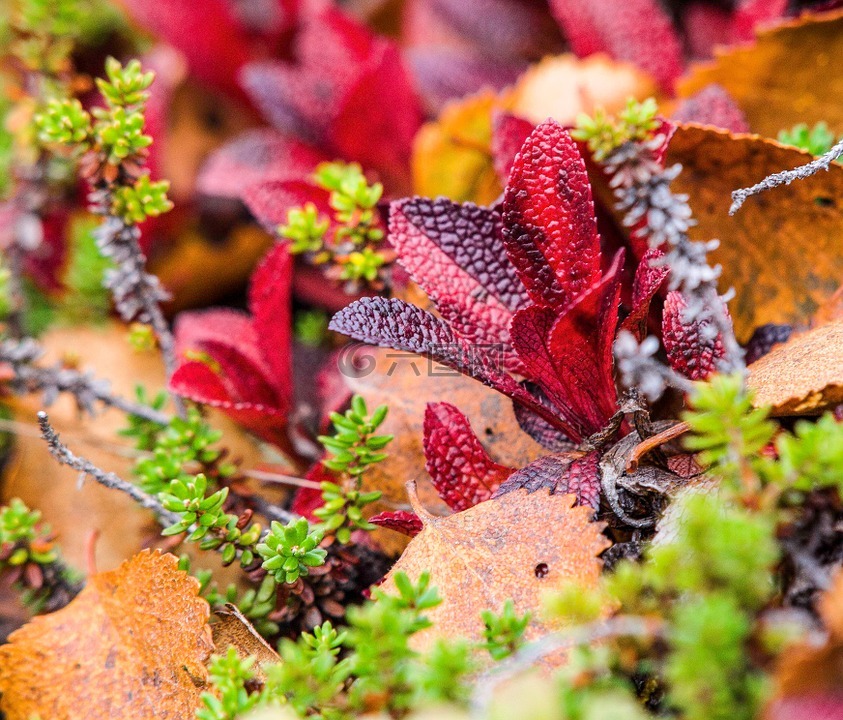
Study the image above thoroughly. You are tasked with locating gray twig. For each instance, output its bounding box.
[1,337,171,425]
[470,615,663,719]
[88,196,185,418]
[730,136,843,214]
[37,410,181,525]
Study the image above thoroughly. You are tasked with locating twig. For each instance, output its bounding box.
[244,468,323,490]
[627,421,691,472]
[1,337,171,425]
[730,136,843,214]
[37,411,181,525]
[470,615,663,719]
[89,210,185,417]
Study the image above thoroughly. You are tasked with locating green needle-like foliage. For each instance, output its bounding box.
[196,648,260,720]
[778,122,837,156]
[573,97,660,161]
[0,498,57,567]
[256,517,327,584]
[481,599,531,661]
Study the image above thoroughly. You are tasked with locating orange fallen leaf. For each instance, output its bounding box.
[0,549,213,720]
[411,90,506,205]
[343,348,545,554]
[379,486,609,652]
[678,9,843,138]
[666,124,843,342]
[747,319,843,415]
[768,569,843,711]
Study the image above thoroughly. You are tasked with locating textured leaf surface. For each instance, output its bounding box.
[548,0,683,89]
[670,85,749,133]
[423,402,514,511]
[389,197,527,358]
[621,247,668,341]
[502,120,601,309]
[369,510,423,537]
[380,488,609,651]
[662,291,726,381]
[511,253,623,441]
[328,297,561,428]
[747,319,843,416]
[0,550,212,720]
[494,451,602,509]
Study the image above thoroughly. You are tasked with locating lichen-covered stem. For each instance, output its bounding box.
[730,136,843,214]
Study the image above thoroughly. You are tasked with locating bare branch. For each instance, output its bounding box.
[1,337,171,425]
[37,411,180,525]
[730,136,843,214]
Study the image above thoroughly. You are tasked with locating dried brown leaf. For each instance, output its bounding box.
[666,125,843,342]
[0,550,213,720]
[212,604,280,683]
[678,9,843,138]
[747,319,843,415]
[379,486,609,652]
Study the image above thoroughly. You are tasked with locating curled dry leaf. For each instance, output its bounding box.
[747,319,843,415]
[678,9,843,137]
[0,550,213,720]
[379,486,609,653]
[666,125,843,341]
[212,604,281,683]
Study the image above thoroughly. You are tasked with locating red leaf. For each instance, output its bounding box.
[511,252,623,442]
[548,0,684,90]
[120,0,252,97]
[662,291,727,381]
[732,0,789,41]
[494,450,602,509]
[389,197,528,365]
[671,85,750,133]
[170,359,236,406]
[621,247,668,341]
[248,244,294,407]
[243,179,332,230]
[492,112,534,185]
[513,383,575,452]
[329,297,569,433]
[197,130,324,199]
[175,309,262,369]
[502,119,602,309]
[329,44,423,192]
[423,402,514,511]
[369,511,423,537]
